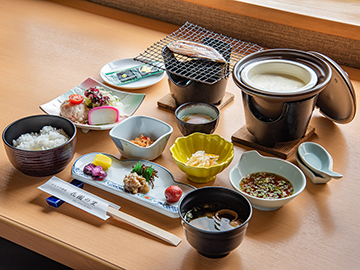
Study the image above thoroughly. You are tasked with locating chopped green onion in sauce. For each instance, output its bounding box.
[240,172,294,199]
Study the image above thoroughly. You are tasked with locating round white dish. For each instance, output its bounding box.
[100,58,165,90]
[229,150,306,211]
[71,152,195,218]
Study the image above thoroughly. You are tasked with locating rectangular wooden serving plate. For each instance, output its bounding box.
[157,92,234,111]
[231,125,315,159]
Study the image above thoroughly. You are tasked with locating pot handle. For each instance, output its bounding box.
[167,72,192,87]
[246,95,289,122]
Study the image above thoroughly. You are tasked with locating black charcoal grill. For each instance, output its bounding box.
[134,22,263,85]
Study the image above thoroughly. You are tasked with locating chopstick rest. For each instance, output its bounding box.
[39,176,181,246]
[46,179,84,208]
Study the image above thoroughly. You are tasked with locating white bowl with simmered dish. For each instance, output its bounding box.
[109,115,173,160]
[229,150,306,211]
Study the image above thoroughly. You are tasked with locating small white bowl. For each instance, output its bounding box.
[229,150,306,211]
[109,115,173,160]
[295,150,332,184]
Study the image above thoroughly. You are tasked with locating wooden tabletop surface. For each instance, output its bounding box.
[1,1,359,269]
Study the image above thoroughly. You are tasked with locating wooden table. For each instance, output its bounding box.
[1,1,359,269]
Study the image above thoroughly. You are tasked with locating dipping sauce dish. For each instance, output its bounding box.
[229,150,306,211]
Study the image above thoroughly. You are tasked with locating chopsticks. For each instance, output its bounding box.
[40,177,182,247]
[107,206,181,246]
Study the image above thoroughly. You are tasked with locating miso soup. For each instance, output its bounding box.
[184,203,243,232]
[181,113,214,124]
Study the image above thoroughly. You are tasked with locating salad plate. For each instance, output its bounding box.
[71,152,195,218]
[100,58,165,90]
[40,77,145,133]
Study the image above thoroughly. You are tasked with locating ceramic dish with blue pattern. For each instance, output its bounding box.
[71,152,195,218]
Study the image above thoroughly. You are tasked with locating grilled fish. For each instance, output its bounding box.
[167,40,226,63]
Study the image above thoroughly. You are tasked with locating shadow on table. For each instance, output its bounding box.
[0,237,72,270]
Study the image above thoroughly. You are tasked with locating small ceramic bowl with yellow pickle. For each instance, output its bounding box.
[169,132,234,183]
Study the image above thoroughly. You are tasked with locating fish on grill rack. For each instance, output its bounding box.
[167,40,227,63]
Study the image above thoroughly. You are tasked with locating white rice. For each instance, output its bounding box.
[13,125,70,150]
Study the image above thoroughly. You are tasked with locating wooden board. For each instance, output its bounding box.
[231,125,316,159]
[157,92,234,111]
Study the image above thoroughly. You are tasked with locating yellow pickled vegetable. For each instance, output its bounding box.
[93,153,112,170]
[185,151,219,167]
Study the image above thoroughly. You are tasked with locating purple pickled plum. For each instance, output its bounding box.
[92,166,107,179]
[83,163,107,180]
[84,163,96,175]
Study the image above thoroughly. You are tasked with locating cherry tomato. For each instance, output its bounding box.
[69,94,84,104]
[165,185,183,203]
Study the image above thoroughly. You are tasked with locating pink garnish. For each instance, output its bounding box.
[88,106,120,125]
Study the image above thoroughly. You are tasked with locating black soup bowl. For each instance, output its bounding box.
[175,102,220,136]
[178,186,252,258]
[2,115,77,177]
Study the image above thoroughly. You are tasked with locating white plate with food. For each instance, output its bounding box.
[100,58,165,90]
[40,77,145,133]
[71,152,195,218]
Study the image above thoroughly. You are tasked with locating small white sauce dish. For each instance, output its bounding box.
[229,150,306,211]
[109,115,173,160]
[297,142,343,179]
[295,150,332,184]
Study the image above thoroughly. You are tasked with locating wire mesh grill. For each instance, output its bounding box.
[134,22,263,84]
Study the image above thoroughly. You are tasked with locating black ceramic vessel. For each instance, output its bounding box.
[2,115,77,177]
[233,49,332,147]
[178,187,252,258]
[242,92,318,146]
[175,102,220,136]
[162,37,231,106]
[167,70,228,106]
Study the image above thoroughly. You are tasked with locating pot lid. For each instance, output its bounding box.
[310,51,356,124]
